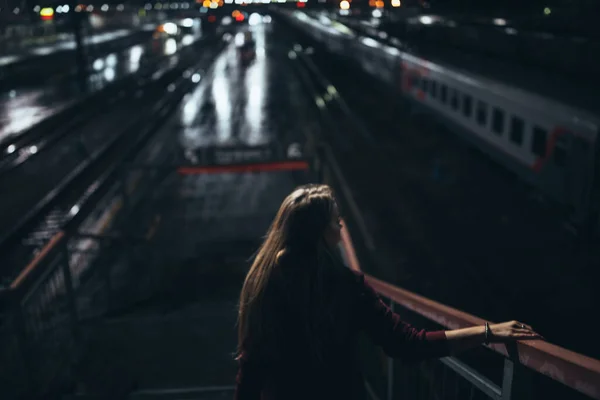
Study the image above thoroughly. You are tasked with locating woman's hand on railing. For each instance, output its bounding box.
[445,320,544,355]
[489,320,544,342]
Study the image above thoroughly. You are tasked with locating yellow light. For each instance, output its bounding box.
[339,0,349,9]
[40,7,54,16]
[375,0,383,7]
[202,0,210,6]
[391,0,400,7]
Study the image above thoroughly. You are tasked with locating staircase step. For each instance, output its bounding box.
[65,385,235,400]
[129,385,236,399]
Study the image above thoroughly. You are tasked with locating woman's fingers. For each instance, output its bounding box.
[491,321,544,342]
[512,329,545,340]
[513,328,534,334]
[512,321,533,330]
[517,333,544,340]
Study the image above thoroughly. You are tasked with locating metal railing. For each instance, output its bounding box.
[0,38,231,396]
[0,137,165,398]
[310,140,600,400]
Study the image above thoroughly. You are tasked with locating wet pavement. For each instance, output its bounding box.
[175,25,298,149]
[0,26,198,142]
[73,16,315,394]
[0,13,311,279]
[128,17,311,241]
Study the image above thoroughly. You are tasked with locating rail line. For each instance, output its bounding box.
[0,32,232,283]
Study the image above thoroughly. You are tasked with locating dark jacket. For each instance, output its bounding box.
[235,260,449,400]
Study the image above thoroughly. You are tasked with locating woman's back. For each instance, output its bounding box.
[237,251,369,400]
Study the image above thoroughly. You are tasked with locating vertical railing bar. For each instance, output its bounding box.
[469,384,476,400]
[407,362,414,400]
[426,361,435,399]
[441,359,447,399]
[387,300,395,400]
[454,366,460,400]
[415,360,425,399]
[101,238,112,313]
[428,360,435,400]
[13,298,36,394]
[120,167,133,272]
[500,359,514,400]
[439,357,502,399]
[61,239,80,346]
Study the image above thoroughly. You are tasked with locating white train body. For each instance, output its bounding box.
[285,10,600,229]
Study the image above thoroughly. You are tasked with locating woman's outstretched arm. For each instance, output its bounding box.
[355,272,542,361]
[445,321,543,355]
[356,273,450,361]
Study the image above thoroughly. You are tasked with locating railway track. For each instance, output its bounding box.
[0,29,154,87]
[0,35,199,175]
[0,32,232,283]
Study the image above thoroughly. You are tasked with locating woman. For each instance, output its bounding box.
[235,184,541,400]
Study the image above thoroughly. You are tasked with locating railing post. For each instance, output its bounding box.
[387,300,395,400]
[501,355,533,400]
[120,168,134,270]
[13,299,36,394]
[102,238,113,313]
[61,240,80,345]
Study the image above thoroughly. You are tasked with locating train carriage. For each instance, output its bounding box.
[284,10,600,232]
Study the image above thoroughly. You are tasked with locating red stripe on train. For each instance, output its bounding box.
[532,126,571,173]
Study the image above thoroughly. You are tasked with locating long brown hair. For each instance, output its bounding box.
[237,184,346,363]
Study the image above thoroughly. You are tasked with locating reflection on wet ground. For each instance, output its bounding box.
[131,15,310,258]
[0,29,202,143]
[0,28,149,67]
[174,21,289,153]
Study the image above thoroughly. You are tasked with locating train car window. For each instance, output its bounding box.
[440,84,448,104]
[531,126,547,157]
[451,90,459,111]
[510,116,524,145]
[421,78,429,93]
[430,80,438,98]
[463,95,473,118]
[554,136,567,167]
[492,108,504,135]
[476,101,487,126]
[410,74,420,89]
